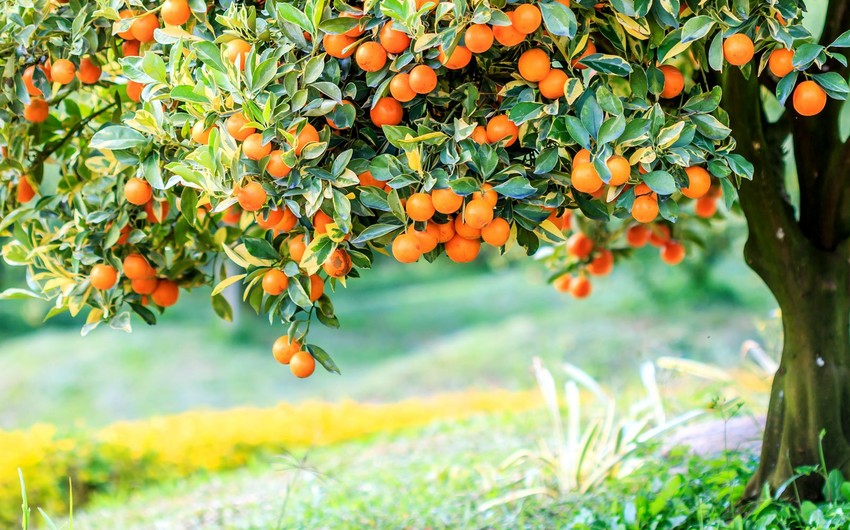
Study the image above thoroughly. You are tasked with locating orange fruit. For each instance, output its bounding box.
[16,178,35,203]
[572,163,603,194]
[793,80,827,116]
[649,224,671,247]
[131,12,159,43]
[392,233,422,263]
[379,22,411,54]
[454,215,482,240]
[289,234,307,262]
[659,65,684,99]
[632,194,659,223]
[323,248,352,277]
[472,183,498,207]
[695,196,717,218]
[432,188,463,214]
[682,166,711,199]
[569,276,592,298]
[313,210,333,234]
[51,59,76,85]
[486,115,518,147]
[22,66,42,96]
[553,274,572,292]
[289,350,316,378]
[122,39,141,57]
[274,208,298,233]
[221,205,242,225]
[262,269,289,295]
[518,48,551,82]
[471,126,489,144]
[439,46,472,70]
[355,41,388,72]
[409,65,437,94]
[308,274,324,301]
[90,264,118,290]
[464,198,494,229]
[117,10,136,39]
[225,112,255,141]
[607,156,631,186]
[723,34,754,66]
[433,220,455,243]
[290,123,320,156]
[123,253,154,280]
[162,0,191,26]
[768,48,794,78]
[370,97,403,127]
[237,182,267,212]
[406,192,435,221]
[324,33,356,59]
[256,208,284,230]
[145,200,170,223]
[413,223,440,253]
[127,81,144,102]
[445,235,481,263]
[266,150,292,178]
[626,224,650,247]
[465,24,494,53]
[24,98,49,123]
[660,240,686,265]
[358,171,384,188]
[326,100,355,129]
[272,336,301,364]
[573,149,591,166]
[76,57,101,84]
[513,4,542,34]
[481,217,510,246]
[132,277,158,295]
[124,177,152,205]
[191,121,214,144]
[224,38,252,70]
[493,13,526,47]
[539,69,568,99]
[587,249,614,276]
[567,232,593,259]
[152,279,179,306]
[572,41,596,69]
[243,133,272,160]
[390,73,417,102]
[340,12,365,38]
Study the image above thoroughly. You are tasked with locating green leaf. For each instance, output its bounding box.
[212,293,233,322]
[539,2,577,38]
[351,223,403,245]
[90,126,148,150]
[598,115,626,145]
[509,102,544,123]
[170,85,210,104]
[813,72,850,100]
[307,344,341,374]
[792,44,825,70]
[243,237,280,260]
[492,177,537,199]
[831,29,850,48]
[579,54,632,76]
[681,16,715,44]
[682,86,722,113]
[642,171,677,195]
[194,41,227,72]
[277,2,314,34]
[690,114,731,141]
[141,52,167,84]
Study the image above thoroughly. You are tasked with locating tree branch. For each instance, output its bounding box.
[30,102,119,169]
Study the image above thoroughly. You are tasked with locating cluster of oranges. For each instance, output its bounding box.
[272,335,316,379]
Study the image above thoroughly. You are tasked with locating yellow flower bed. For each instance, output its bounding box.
[0,390,539,525]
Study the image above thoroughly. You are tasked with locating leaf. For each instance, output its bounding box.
[276,2,314,34]
[243,237,280,260]
[813,72,850,100]
[307,344,341,374]
[194,40,227,72]
[539,2,577,38]
[579,54,632,76]
[141,52,167,84]
[509,102,544,123]
[493,177,537,199]
[680,16,715,44]
[642,171,677,195]
[690,114,731,141]
[90,126,148,150]
[831,29,850,48]
[212,293,233,322]
[598,115,626,145]
[211,274,247,297]
[792,44,825,70]
[299,234,337,274]
[351,223,403,245]
[0,288,45,300]
[170,85,209,104]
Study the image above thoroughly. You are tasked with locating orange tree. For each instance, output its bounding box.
[1,0,849,499]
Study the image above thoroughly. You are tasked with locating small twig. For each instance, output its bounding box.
[31,101,119,168]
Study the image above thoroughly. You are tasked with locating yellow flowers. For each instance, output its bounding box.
[0,390,538,524]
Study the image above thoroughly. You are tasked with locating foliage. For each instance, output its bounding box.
[0,0,842,368]
[0,389,538,526]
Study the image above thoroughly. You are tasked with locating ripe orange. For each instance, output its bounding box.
[390,73,417,102]
[587,249,614,276]
[90,264,118,290]
[324,248,353,278]
[290,123,319,156]
[454,215,482,239]
[567,232,593,259]
[24,98,49,123]
[275,208,298,233]
[122,39,141,57]
[572,163,603,194]
[433,220,455,243]
[124,177,152,205]
[221,205,242,225]
[355,41,388,72]
[370,97,403,127]
[224,38,252,70]
[632,194,659,223]
[324,33,356,58]
[413,223,440,253]
[16,178,35,203]
[132,277,158,295]
[569,275,592,298]
[379,22,411,54]
[539,69,568,99]
[313,210,333,234]
[513,4,542,34]
[225,112,255,141]
[481,217,510,246]
[659,65,684,99]
[432,188,463,214]
[266,150,292,178]
[406,192,435,221]
[145,200,170,223]
[126,81,144,102]
[793,80,827,116]
[493,13,526,47]
[409,65,437,94]
[471,126,489,144]
[262,269,289,295]
[553,274,572,292]
[723,34,754,66]
[661,241,686,265]
[572,41,596,69]
[152,279,179,306]
[309,274,324,301]
[22,66,42,96]
[682,166,711,199]
[340,12,365,38]
[290,350,316,378]
[123,253,154,280]
[392,233,422,263]
[117,10,136,39]
[768,48,794,78]
[573,149,591,166]
[445,234,481,263]
[439,45,472,69]
[256,208,284,230]
[648,224,671,247]
[472,183,498,207]
[289,234,307,261]
[518,48,551,82]
[358,171,383,188]
[131,12,159,43]
[237,182,267,212]
[464,199,494,229]
[51,59,76,85]
[191,121,214,144]
[162,0,191,26]
[272,336,301,365]
[243,133,272,160]
[465,24,494,53]
[607,156,631,186]
[76,57,101,84]
[626,224,650,247]
[695,196,717,218]
[486,115,518,147]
